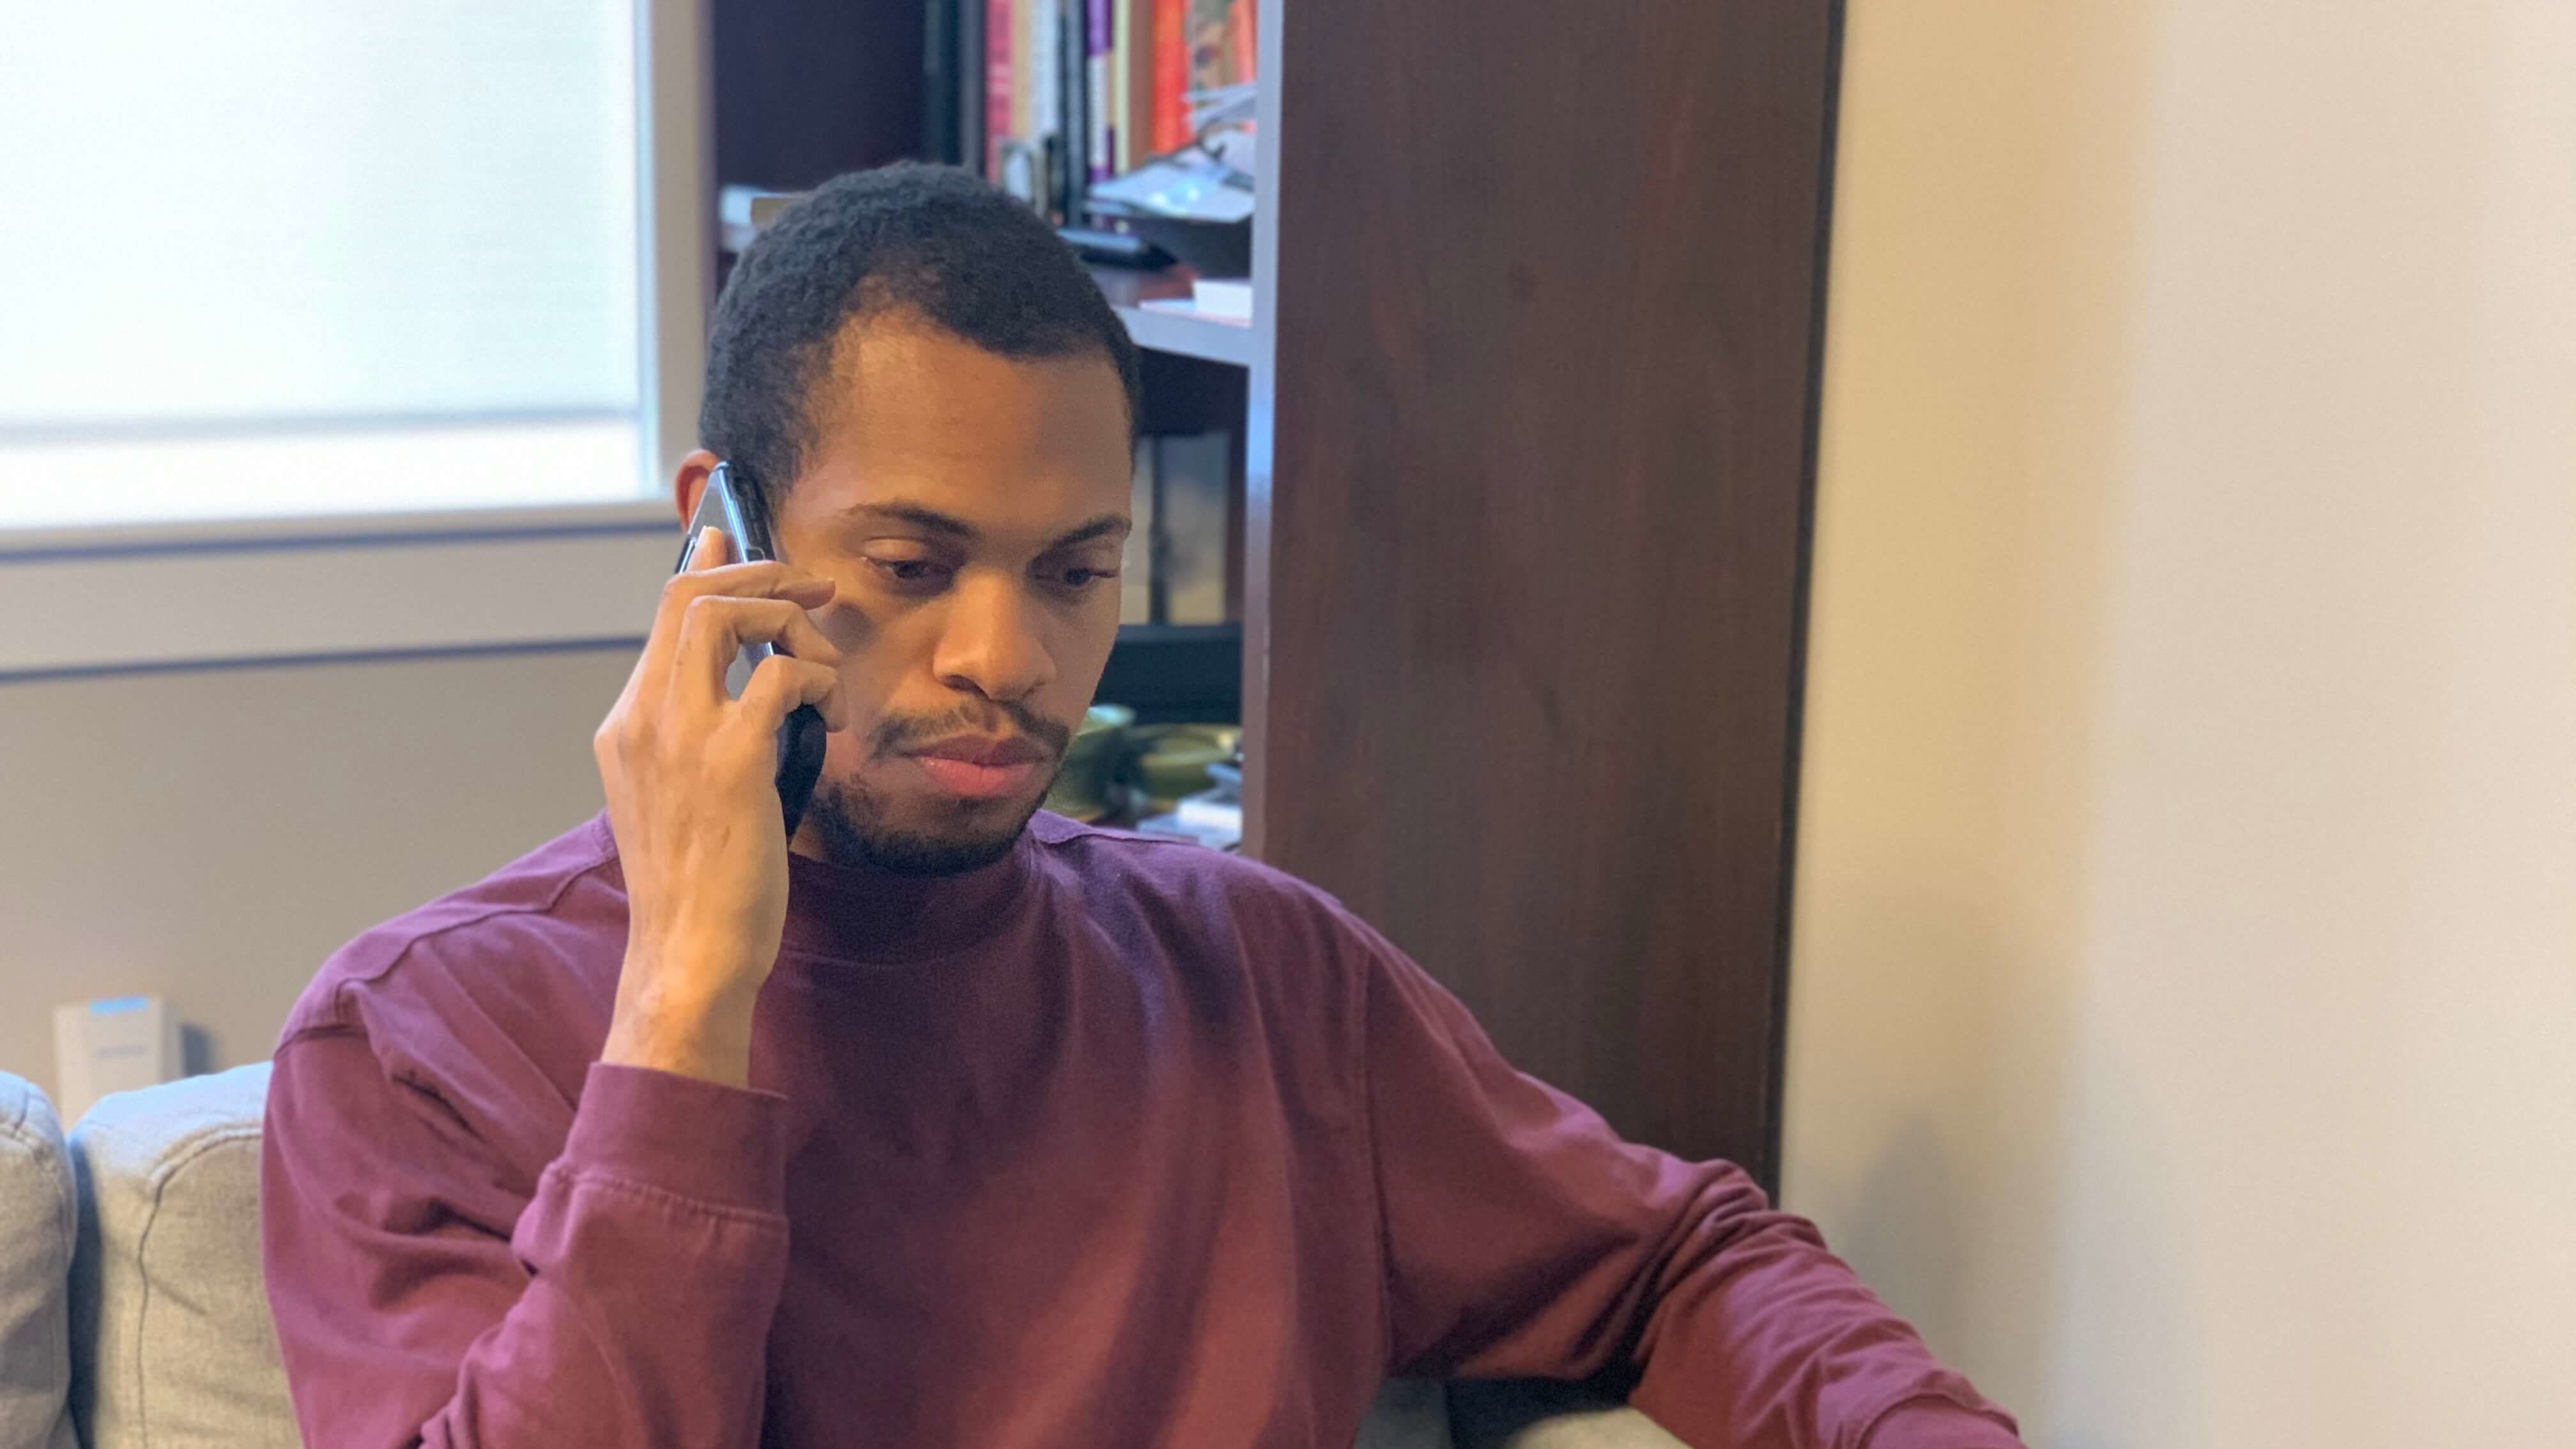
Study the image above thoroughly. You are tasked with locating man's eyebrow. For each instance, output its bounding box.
[836,502,977,537]
[836,502,1130,551]
[1043,514,1132,551]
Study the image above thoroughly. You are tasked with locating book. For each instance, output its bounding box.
[1174,791,1243,835]
[1086,0,1114,183]
[1020,0,1051,164]
[990,0,1051,206]
[1138,293,1252,328]
[1123,0,1156,168]
[962,0,1146,215]
[1187,0,1245,94]
[1192,277,1252,321]
[1134,807,1239,850]
[1230,0,1257,86]
[1055,0,1084,217]
[983,0,1013,180]
[1151,0,1188,154]
[1110,0,1137,172]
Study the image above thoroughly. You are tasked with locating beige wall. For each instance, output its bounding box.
[1784,3,2576,1446]
[0,647,633,1098]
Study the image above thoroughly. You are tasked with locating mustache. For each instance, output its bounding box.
[868,702,1071,760]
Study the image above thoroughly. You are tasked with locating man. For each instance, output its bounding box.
[260,165,2023,1449]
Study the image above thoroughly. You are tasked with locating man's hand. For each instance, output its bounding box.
[594,527,848,1087]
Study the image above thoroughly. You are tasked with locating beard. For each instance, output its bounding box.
[802,771,1049,876]
[802,703,1071,877]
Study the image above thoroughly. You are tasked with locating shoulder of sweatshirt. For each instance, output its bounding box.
[1023,809,1381,958]
[1020,811,1400,1078]
[275,813,624,1080]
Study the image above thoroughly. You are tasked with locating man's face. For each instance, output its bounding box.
[686,316,1133,875]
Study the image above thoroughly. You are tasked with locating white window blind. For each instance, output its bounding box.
[0,0,656,531]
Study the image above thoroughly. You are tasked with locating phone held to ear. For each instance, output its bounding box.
[673,461,829,839]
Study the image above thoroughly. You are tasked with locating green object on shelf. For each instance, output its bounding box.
[1130,724,1239,806]
[1048,712,1241,822]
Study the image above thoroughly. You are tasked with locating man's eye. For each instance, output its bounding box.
[870,558,951,586]
[1057,566,1119,590]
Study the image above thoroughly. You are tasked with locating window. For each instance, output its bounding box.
[0,1,707,675]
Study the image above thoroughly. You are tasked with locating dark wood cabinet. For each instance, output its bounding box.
[1241,0,1841,1186]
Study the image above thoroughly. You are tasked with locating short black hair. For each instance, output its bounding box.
[698,163,1143,508]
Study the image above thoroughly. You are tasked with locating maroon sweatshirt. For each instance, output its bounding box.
[259,813,2021,1449]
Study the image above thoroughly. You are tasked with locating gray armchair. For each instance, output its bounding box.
[0,1068,1678,1449]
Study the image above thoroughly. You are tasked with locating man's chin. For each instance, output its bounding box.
[803,776,1046,877]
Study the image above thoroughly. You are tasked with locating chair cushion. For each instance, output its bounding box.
[1357,1379,1455,1448]
[1449,1381,1688,1449]
[68,1063,300,1449]
[0,1073,78,1449]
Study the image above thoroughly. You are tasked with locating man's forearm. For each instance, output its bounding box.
[264,1041,792,1449]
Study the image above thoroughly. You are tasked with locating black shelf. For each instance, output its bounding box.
[1096,622,1241,724]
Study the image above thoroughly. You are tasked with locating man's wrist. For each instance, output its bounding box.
[602,971,760,1087]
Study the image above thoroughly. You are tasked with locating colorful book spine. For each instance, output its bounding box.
[1186,0,1222,95]
[1229,0,1257,84]
[1186,0,1251,92]
[1124,0,1156,166]
[1086,0,1114,181]
[1054,0,1081,215]
[1150,0,1188,153]
[983,0,1013,180]
[1110,0,1136,172]
[1016,0,1041,150]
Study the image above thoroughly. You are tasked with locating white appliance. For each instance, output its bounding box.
[52,995,182,1123]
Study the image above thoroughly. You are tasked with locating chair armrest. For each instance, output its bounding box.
[0,1072,80,1449]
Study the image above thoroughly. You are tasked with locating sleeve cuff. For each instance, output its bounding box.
[560,1062,790,1215]
[1866,1400,2028,1449]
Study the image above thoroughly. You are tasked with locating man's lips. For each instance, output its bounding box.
[901,735,1052,801]
[910,734,1050,767]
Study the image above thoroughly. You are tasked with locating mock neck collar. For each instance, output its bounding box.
[774,825,1038,965]
[586,811,1039,968]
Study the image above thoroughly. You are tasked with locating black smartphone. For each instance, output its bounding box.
[674,462,829,839]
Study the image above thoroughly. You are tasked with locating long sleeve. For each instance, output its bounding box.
[259,1029,792,1449]
[1358,939,2023,1449]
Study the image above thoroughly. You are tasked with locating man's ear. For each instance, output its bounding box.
[671,449,723,527]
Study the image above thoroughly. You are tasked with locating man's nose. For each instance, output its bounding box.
[930,575,1056,705]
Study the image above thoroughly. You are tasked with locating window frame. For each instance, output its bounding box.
[0,0,712,681]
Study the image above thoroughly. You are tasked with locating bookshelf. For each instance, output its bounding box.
[714,0,1844,1189]
[1090,268,1257,369]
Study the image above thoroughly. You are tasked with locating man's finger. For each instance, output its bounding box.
[640,544,835,687]
[737,654,847,735]
[684,523,734,572]
[671,595,845,707]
